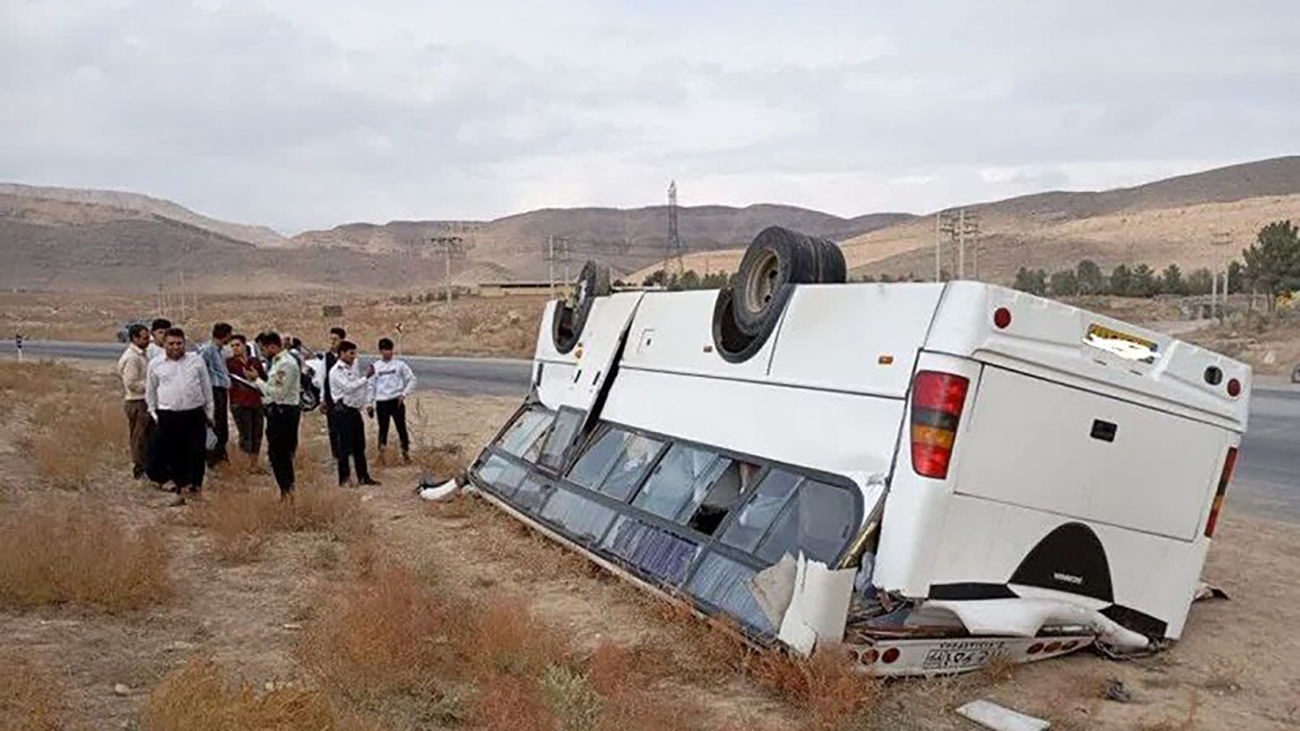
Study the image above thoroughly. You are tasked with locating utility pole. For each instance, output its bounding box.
[547,235,555,296]
[429,235,466,304]
[934,212,942,282]
[1212,230,1231,323]
[936,209,981,281]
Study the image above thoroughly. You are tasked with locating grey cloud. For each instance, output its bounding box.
[1,0,1297,230]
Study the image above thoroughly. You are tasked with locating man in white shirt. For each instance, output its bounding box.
[145,327,214,504]
[146,318,171,363]
[329,340,380,487]
[367,337,417,463]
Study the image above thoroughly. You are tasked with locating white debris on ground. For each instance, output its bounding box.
[418,479,460,501]
[955,699,1051,731]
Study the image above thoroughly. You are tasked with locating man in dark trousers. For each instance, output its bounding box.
[199,322,233,467]
[329,340,380,487]
[321,326,346,460]
[246,332,301,500]
[367,337,416,463]
[145,328,213,506]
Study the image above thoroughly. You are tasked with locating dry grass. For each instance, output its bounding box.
[140,657,336,731]
[0,498,169,610]
[0,653,69,731]
[197,484,369,563]
[32,401,124,490]
[299,565,466,707]
[0,361,124,490]
[408,439,468,482]
[748,646,880,731]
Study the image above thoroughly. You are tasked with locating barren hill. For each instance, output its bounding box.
[290,205,914,280]
[637,157,1300,284]
[5,156,1299,292]
[0,183,288,248]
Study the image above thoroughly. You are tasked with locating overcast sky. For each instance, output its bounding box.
[2,1,1297,233]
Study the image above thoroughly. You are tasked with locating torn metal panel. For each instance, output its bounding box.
[776,552,856,656]
[928,598,1149,650]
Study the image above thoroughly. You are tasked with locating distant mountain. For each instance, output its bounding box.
[0,183,288,248]
[646,156,1300,285]
[291,204,916,280]
[5,156,1299,292]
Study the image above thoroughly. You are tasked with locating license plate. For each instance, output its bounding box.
[921,640,1007,670]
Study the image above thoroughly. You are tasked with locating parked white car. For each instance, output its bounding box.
[468,227,1250,676]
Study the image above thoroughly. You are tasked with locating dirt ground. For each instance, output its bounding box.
[1,362,1297,729]
[0,291,545,359]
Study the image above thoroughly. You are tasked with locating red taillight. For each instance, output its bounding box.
[1227,378,1241,398]
[993,307,1012,329]
[1026,642,1044,655]
[881,647,900,664]
[1204,447,1238,538]
[910,371,970,479]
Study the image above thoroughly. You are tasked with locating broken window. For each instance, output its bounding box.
[537,408,584,471]
[755,479,858,564]
[497,407,554,461]
[686,553,774,633]
[684,460,760,536]
[566,427,665,501]
[540,488,618,544]
[632,443,726,521]
[718,468,802,553]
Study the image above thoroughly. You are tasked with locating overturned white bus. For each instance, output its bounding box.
[466,227,1250,676]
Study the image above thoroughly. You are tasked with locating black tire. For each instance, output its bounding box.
[1292,364,1300,384]
[811,237,848,284]
[552,260,611,354]
[711,284,793,363]
[733,226,820,337]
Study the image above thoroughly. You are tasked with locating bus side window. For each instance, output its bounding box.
[685,460,759,535]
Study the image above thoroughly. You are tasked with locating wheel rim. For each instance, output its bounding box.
[743,248,781,314]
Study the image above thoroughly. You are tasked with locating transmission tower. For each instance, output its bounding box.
[666,180,683,276]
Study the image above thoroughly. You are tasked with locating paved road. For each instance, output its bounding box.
[3,339,1295,520]
[0,339,532,397]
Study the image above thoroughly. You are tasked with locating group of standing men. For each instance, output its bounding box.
[117,319,416,505]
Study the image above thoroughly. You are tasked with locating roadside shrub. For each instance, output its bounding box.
[0,652,68,731]
[32,399,124,490]
[141,657,335,731]
[0,499,169,610]
[197,485,368,564]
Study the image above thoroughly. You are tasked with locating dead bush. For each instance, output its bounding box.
[409,439,467,481]
[473,672,554,731]
[0,499,169,610]
[140,657,335,731]
[747,646,879,731]
[0,652,68,731]
[300,565,465,704]
[469,596,569,680]
[32,399,124,490]
[197,485,368,563]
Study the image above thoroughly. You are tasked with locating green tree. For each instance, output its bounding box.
[1242,221,1300,307]
[1013,267,1048,296]
[1227,260,1245,293]
[1075,260,1107,295]
[1159,264,1186,295]
[1186,268,1214,296]
[679,269,701,290]
[1049,269,1079,297]
[1130,264,1158,297]
[1110,264,1133,296]
[642,270,668,287]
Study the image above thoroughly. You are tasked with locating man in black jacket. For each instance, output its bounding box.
[322,326,346,459]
